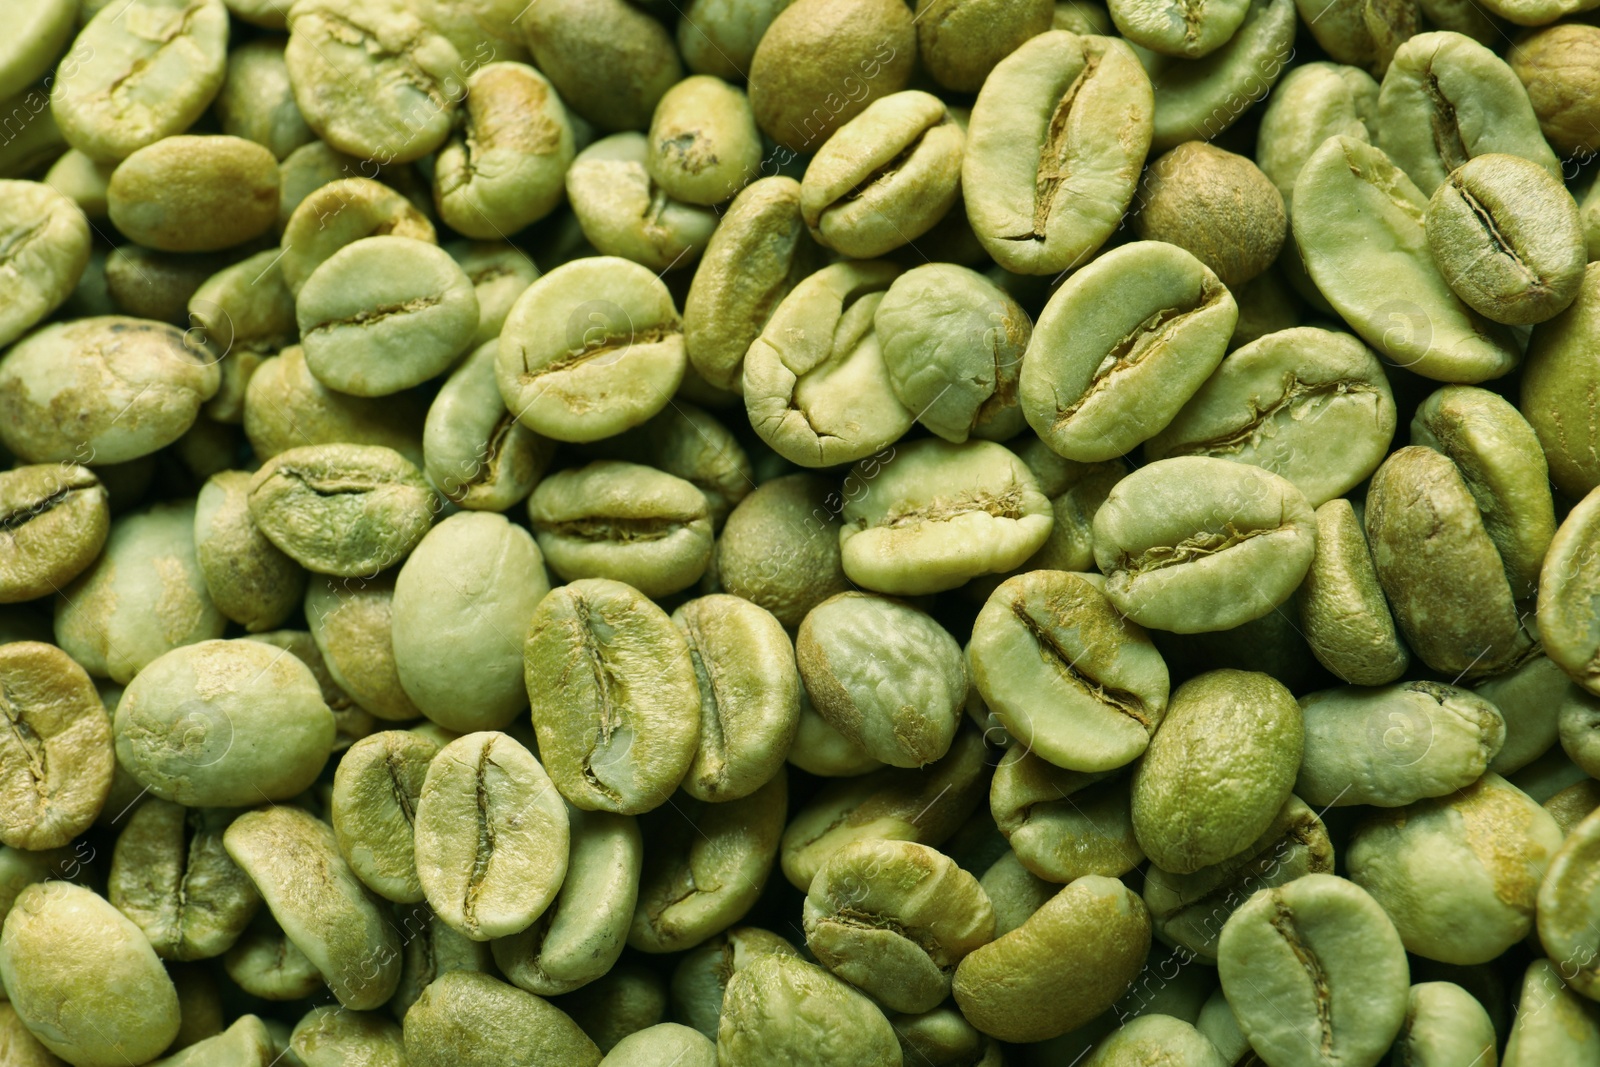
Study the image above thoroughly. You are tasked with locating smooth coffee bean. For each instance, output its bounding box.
[0,641,112,850]
[0,180,90,349]
[224,806,402,1010]
[1365,446,1526,675]
[114,638,335,807]
[804,838,995,1014]
[970,569,1169,773]
[214,39,314,162]
[529,461,713,599]
[1536,805,1600,1000]
[1487,645,1591,775]
[1255,61,1379,213]
[1020,241,1237,461]
[289,1007,405,1067]
[953,875,1151,1043]
[108,135,279,253]
[551,962,667,1052]
[424,339,554,512]
[498,256,686,443]
[148,1014,274,1066]
[1539,487,1600,698]
[304,572,423,723]
[248,444,438,578]
[107,800,259,960]
[245,346,426,466]
[1502,960,1600,1066]
[1139,0,1296,149]
[521,0,682,133]
[278,177,436,297]
[1296,682,1505,807]
[329,731,438,905]
[1217,874,1409,1067]
[915,0,1054,92]
[788,692,886,778]
[186,251,298,424]
[838,439,1053,595]
[1293,136,1519,383]
[717,953,900,1065]
[581,403,753,530]
[1293,0,1415,75]
[492,805,641,996]
[1348,774,1563,964]
[1524,263,1600,499]
[194,470,306,633]
[1092,457,1316,633]
[1111,0,1247,56]
[1391,982,1499,1067]
[964,32,1152,275]
[0,465,108,604]
[979,850,1057,937]
[1009,441,1124,573]
[525,578,700,815]
[0,882,180,1067]
[414,731,569,941]
[1132,669,1303,874]
[1145,327,1396,506]
[565,132,720,271]
[1426,154,1586,326]
[990,747,1144,880]
[404,970,601,1067]
[52,0,229,162]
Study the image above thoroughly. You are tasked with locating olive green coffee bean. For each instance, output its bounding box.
[1502,960,1600,1067]
[1411,384,1557,597]
[1485,645,1590,775]
[1009,441,1124,573]
[673,595,799,803]
[1020,241,1237,461]
[529,461,713,599]
[524,578,700,815]
[304,572,422,723]
[296,236,479,397]
[214,39,314,161]
[581,403,753,530]
[602,1023,716,1067]
[991,747,1144,880]
[1132,669,1303,874]
[970,569,1169,773]
[289,1007,405,1067]
[1524,264,1600,499]
[497,256,686,443]
[1546,779,1600,834]
[788,692,886,778]
[245,346,426,467]
[1366,446,1526,676]
[1111,0,1247,56]
[1092,457,1316,634]
[0,882,180,1067]
[1255,61,1380,213]
[193,470,306,633]
[224,805,402,1010]
[1131,143,1285,289]
[414,731,569,941]
[145,1014,273,1066]
[1426,154,1586,326]
[1143,795,1334,961]
[329,731,439,904]
[54,501,226,683]
[186,251,298,424]
[746,0,916,153]
[114,638,335,806]
[1296,682,1505,807]
[107,136,279,253]
[1139,0,1297,150]
[278,177,437,298]
[0,641,113,850]
[248,444,438,578]
[800,91,964,259]
[448,242,542,350]
[839,439,1053,595]
[285,0,462,164]
[953,876,1151,1043]
[1391,982,1499,1067]
[715,473,854,631]
[0,180,89,349]
[683,177,825,393]
[388,906,495,1021]
[743,260,914,467]
[274,140,363,229]
[963,31,1153,275]
[107,800,259,960]
[1293,136,1519,383]
[646,75,760,207]
[423,340,554,512]
[1511,23,1600,156]
[670,927,800,1040]
[392,512,547,732]
[630,773,787,953]
[1539,488,1600,698]
[1378,32,1562,197]
[1561,686,1600,776]
[42,147,113,218]
[1216,874,1409,1067]
[675,0,789,79]
[521,0,682,133]
[717,953,901,1066]
[914,0,1054,91]
[492,805,641,995]
[403,970,601,1067]
[1146,327,1396,505]
[1083,1015,1228,1066]
[781,730,987,890]
[0,316,220,465]
[1293,0,1416,76]
[0,464,108,604]
[797,593,965,768]
[565,133,720,271]
[434,62,574,239]
[1537,806,1600,999]
[0,0,73,101]
[1347,773,1564,964]
[103,244,239,326]
[804,838,995,1014]
[874,264,1029,445]
[979,850,1057,938]
[52,0,228,162]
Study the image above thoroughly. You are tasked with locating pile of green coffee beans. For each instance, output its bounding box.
[3,0,1600,1063]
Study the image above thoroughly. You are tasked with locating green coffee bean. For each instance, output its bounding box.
[0,180,89,349]
[107,135,279,253]
[717,953,901,1066]
[990,747,1144,880]
[0,464,108,604]
[329,731,439,905]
